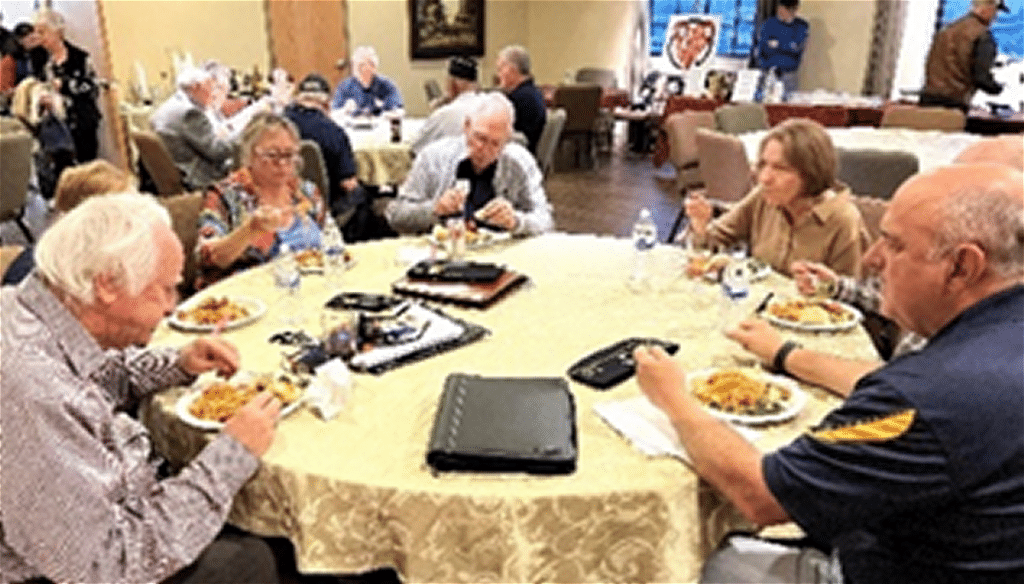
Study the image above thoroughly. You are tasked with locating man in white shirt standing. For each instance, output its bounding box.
[410,56,479,154]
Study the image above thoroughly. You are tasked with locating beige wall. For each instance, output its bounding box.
[103,0,270,102]
[798,0,876,95]
[98,0,873,113]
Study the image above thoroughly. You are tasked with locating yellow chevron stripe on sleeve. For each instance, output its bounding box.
[811,409,916,444]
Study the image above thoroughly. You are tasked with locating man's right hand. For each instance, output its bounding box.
[223,392,280,456]
[434,188,467,217]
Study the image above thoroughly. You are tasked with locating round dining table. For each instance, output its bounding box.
[144,233,880,583]
[329,112,425,186]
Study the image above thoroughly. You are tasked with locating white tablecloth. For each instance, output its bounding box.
[739,127,982,172]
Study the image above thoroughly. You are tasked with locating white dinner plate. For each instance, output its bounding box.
[688,368,806,425]
[761,297,863,332]
[175,375,305,431]
[167,295,267,332]
[428,226,511,250]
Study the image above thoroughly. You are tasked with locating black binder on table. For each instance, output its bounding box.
[426,373,578,475]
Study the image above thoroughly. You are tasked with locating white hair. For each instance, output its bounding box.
[33,8,65,33]
[176,66,213,91]
[932,169,1024,279]
[352,46,379,68]
[34,192,172,305]
[469,91,516,132]
[499,45,531,75]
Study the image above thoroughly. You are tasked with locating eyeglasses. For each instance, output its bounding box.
[255,149,300,164]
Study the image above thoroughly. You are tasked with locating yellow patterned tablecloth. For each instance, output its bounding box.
[144,234,879,583]
[334,116,425,187]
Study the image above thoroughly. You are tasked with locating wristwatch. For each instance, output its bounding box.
[772,340,802,374]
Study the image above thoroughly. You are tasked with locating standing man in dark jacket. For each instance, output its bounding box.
[920,0,1008,112]
[496,45,546,155]
[285,73,371,241]
[33,8,101,162]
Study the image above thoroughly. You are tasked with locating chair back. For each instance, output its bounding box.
[553,83,602,134]
[131,130,185,196]
[714,103,769,135]
[0,115,28,134]
[695,128,753,203]
[664,110,717,191]
[837,148,919,200]
[535,108,567,178]
[0,132,33,223]
[159,191,204,298]
[852,194,889,243]
[574,67,617,89]
[880,105,966,132]
[298,140,330,200]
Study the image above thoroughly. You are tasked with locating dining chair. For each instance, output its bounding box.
[667,128,753,242]
[298,140,331,202]
[663,110,716,194]
[574,67,617,89]
[1,244,25,277]
[852,194,889,243]
[837,148,919,200]
[0,130,35,243]
[131,130,186,196]
[159,191,204,298]
[535,108,567,179]
[714,103,769,135]
[553,83,603,169]
[880,105,966,132]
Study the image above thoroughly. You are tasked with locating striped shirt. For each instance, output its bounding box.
[386,135,554,236]
[834,275,926,357]
[1,275,259,583]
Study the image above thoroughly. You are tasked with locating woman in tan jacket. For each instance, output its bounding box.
[685,118,870,278]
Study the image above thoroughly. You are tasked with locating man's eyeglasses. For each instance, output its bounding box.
[255,149,300,164]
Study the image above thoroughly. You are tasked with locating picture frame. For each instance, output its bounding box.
[409,0,485,59]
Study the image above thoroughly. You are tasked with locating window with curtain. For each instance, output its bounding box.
[649,0,758,58]
[937,0,1023,58]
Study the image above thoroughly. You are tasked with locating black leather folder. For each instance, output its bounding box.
[426,373,578,474]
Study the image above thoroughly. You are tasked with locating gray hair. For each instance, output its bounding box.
[932,169,1024,279]
[33,8,65,33]
[176,66,213,91]
[468,91,515,133]
[499,45,531,75]
[352,46,379,69]
[35,192,171,304]
[238,112,301,168]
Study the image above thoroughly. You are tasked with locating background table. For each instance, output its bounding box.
[145,234,879,583]
[738,126,982,173]
[329,113,424,187]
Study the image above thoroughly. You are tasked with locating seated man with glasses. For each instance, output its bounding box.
[385,91,553,236]
[195,112,326,290]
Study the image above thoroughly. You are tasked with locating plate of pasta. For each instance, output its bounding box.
[176,372,306,430]
[168,295,266,332]
[689,368,806,425]
[762,297,862,332]
[293,248,355,274]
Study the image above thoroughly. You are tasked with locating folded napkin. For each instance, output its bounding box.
[593,397,760,465]
[306,358,353,420]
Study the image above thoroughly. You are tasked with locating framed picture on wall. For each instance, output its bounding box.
[409,0,485,59]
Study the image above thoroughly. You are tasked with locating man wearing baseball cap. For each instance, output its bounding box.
[410,56,480,154]
[920,0,1008,112]
[284,73,369,240]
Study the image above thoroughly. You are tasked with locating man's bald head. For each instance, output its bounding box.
[954,136,1023,171]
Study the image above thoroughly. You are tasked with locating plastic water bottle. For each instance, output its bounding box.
[719,256,751,331]
[628,208,658,292]
[322,216,347,286]
[273,243,302,325]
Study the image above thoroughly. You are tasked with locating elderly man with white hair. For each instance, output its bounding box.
[330,45,403,116]
[1,193,282,583]
[386,91,553,236]
[150,66,235,189]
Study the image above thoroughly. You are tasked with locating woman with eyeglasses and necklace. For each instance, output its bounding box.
[196,112,325,290]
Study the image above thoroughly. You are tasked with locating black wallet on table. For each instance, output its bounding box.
[406,260,505,283]
[426,373,578,474]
